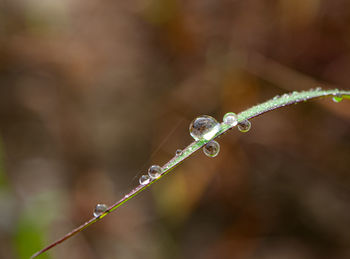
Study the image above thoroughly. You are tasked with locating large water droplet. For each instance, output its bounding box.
[332,94,343,103]
[203,140,220,157]
[223,112,238,127]
[148,165,162,179]
[189,115,220,141]
[93,204,108,217]
[139,175,151,185]
[238,120,251,132]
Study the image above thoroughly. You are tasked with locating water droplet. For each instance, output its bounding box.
[203,140,220,157]
[223,112,238,126]
[238,120,251,132]
[93,204,108,217]
[315,87,322,91]
[139,175,151,185]
[189,115,220,141]
[332,94,343,103]
[175,149,183,156]
[148,165,162,179]
[273,95,280,100]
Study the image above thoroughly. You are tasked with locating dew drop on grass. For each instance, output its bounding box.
[175,149,183,156]
[148,165,162,179]
[223,112,238,126]
[93,204,108,217]
[332,94,343,103]
[189,115,220,141]
[203,140,220,157]
[238,120,251,132]
[139,175,151,185]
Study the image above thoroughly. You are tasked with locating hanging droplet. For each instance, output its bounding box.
[332,94,343,103]
[203,140,220,157]
[223,112,238,127]
[189,115,220,141]
[238,120,251,132]
[139,175,151,185]
[93,204,108,217]
[175,149,183,156]
[148,165,162,179]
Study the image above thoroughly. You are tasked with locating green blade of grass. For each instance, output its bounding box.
[31,88,350,258]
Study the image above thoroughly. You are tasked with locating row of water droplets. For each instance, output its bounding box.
[93,165,163,217]
[93,112,250,217]
[272,87,345,103]
[93,89,347,217]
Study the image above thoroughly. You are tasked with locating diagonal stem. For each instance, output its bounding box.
[31,88,350,258]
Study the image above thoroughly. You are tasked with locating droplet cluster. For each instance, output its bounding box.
[139,165,163,185]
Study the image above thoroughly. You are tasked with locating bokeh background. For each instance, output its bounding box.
[1,0,350,258]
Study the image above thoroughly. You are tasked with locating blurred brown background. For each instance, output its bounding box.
[0,0,350,258]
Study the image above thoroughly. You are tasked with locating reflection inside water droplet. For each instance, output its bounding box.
[148,165,162,179]
[176,149,183,156]
[189,115,220,141]
[332,94,343,103]
[94,204,108,217]
[223,112,238,127]
[139,175,151,185]
[203,140,220,157]
[238,120,251,133]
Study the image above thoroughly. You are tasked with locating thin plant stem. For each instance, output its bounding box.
[31,88,350,258]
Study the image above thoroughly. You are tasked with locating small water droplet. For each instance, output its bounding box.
[315,87,322,91]
[203,140,220,157]
[189,115,220,141]
[139,175,151,185]
[332,94,343,103]
[238,120,251,132]
[148,165,162,179]
[175,149,183,156]
[273,95,280,100]
[223,112,238,126]
[94,204,108,217]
